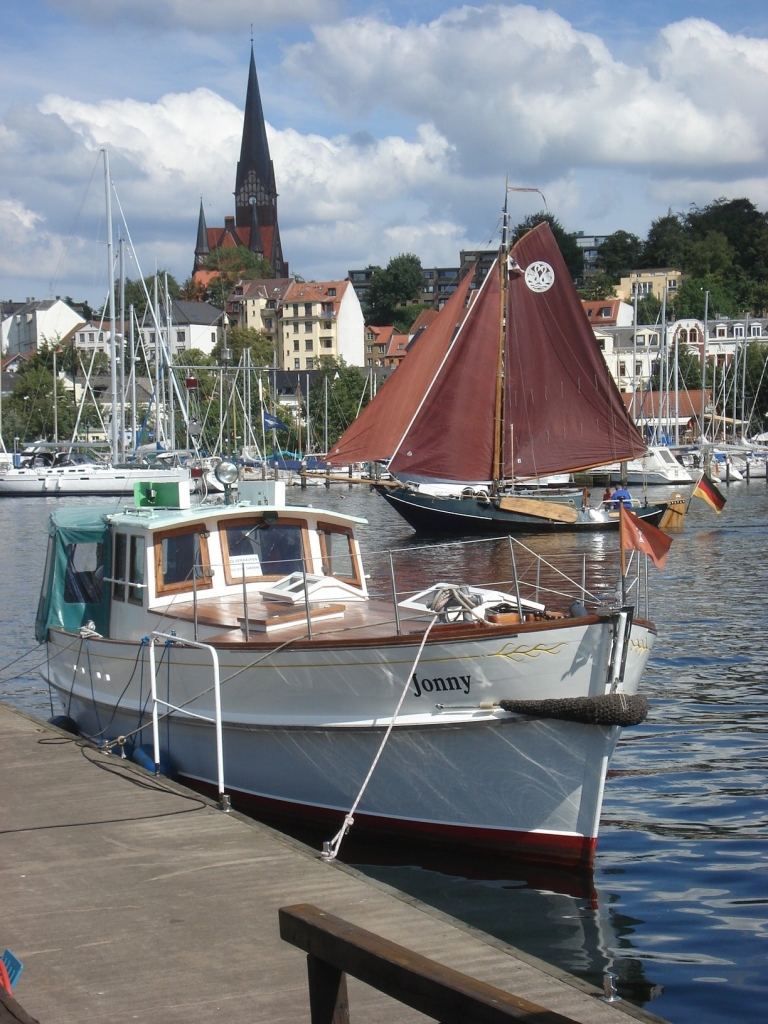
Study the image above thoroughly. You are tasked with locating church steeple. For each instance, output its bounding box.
[193,198,209,272]
[235,45,277,230]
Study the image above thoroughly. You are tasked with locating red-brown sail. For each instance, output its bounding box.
[389,221,646,482]
[328,270,474,465]
[503,223,646,478]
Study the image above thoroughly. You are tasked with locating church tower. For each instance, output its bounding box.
[193,46,288,279]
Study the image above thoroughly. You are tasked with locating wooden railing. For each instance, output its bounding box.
[279,903,581,1024]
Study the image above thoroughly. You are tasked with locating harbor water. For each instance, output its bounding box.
[1,479,766,1024]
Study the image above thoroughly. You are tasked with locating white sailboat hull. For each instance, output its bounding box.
[0,464,191,496]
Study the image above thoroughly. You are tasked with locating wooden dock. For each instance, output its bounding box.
[0,702,668,1024]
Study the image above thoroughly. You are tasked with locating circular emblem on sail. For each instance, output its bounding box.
[524,261,555,293]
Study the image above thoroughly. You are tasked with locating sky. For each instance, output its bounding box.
[2,0,768,310]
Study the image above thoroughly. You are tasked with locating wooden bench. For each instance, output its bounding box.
[279,903,582,1023]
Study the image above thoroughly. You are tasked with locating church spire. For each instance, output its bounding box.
[235,44,276,230]
[193,198,209,272]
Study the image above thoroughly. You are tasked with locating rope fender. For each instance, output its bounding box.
[499,693,649,727]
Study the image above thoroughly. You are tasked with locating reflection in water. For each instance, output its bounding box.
[2,483,768,1024]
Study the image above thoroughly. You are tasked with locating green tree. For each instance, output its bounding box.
[393,302,432,333]
[685,197,768,279]
[211,325,275,367]
[640,212,690,269]
[364,254,423,324]
[596,231,644,282]
[636,294,662,324]
[512,212,584,281]
[307,358,371,450]
[202,247,274,308]
[577,273,616,301]
[2,353,76,443]
[119,272,181,317]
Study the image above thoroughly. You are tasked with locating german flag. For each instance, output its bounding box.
[693,472,726,514]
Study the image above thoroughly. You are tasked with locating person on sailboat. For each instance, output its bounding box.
[611,486,632,509]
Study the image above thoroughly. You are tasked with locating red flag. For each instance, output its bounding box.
[620,504,673,569]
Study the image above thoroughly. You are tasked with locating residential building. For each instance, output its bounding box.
[364,325,394,367]
[192,46,288,281]
[581,299,634,328]
[574,233,609,274]
[616,268,683,302]
[2,298,84,356]
[280,280,364,370]
[228,278,293,363]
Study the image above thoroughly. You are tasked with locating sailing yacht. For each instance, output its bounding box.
[330,211,670,534]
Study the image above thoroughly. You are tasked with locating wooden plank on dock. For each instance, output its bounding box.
[0,702,669,1024]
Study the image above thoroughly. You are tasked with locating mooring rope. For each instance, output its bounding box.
[321,614,438,862]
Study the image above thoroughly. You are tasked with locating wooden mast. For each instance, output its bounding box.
[492,186,510,491]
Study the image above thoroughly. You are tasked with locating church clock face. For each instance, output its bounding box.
[524,261,555,293]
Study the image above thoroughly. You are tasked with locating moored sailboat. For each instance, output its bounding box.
[330,202,670,534]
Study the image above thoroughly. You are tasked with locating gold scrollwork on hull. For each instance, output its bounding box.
[628,636,651,654]
[488,641,570,663]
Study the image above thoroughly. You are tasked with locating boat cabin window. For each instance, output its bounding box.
[154,526,212,596]
[113,534,147,604]
[318,522,361,588]
[220,516,307,583]
[64,541,104,605]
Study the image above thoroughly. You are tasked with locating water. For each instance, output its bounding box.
[1,481,767,1024]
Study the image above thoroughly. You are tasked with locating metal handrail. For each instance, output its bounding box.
[147,631,230,811]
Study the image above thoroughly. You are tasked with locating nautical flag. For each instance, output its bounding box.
[692,472,726,514]
[620,504,673,569]
[263,412,289,432]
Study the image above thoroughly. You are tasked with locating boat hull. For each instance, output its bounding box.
[0,465,191,497]
[44,614,654,869]
[379,486,667,536]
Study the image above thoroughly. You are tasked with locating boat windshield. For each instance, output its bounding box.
[220,517,306,583]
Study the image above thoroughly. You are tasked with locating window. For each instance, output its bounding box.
[668,279,677,290]
[304,321,312,332]
[424,285,434,293]
[735,326,744,338]
[211,332,216,345]
[129,537,144,604]
[264,318,273,329]
[293,339,299,351]
[64,542,104,605]
[220,516,306,583]
[751,324,761,337]
[294,358,300,369]
[321,338,333,348]
[113,534,127,601]
[636,361,642,376]
[267,299,276,309]
[306,358,314,369]
[99,332,104,342]
[327,287,336,296]
[304,303,312,316]
[689,329,698,343]
[586,308,594,316]
[176,330,186,344]
[423,271,434,280]
[323,321,332,330]
[318,522,361,587]
[619,361,627,376]
[599,307,612,318]
[154,526,211,596]
[717,326,726,338]
[306,339,313,350]
[292,304,299,316]
[293,322,299,333]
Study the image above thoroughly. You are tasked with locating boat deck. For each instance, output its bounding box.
[0,701,669,1024]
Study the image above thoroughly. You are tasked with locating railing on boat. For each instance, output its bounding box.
[147,632,230,811]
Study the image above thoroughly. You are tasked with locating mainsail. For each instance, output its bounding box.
[332,221,646,482]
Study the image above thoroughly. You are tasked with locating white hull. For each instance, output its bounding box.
[593,446,693,486]
[45,613,654,866]
[0,464,191,496]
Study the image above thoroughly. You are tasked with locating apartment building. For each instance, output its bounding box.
[280,280,364,371]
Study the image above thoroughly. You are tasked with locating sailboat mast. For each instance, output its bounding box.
[492,188,510,490]
[103,149,118,459]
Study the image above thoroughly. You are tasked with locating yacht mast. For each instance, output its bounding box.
[492,187,510,490]
[103,149,118,459]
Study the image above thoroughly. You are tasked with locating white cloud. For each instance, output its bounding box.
[46,0,343,31]
[284,6,768,176]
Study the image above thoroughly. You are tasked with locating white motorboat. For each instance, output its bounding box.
[0,449,190,497]
[593,445,693,486]
[37,475,656,870]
